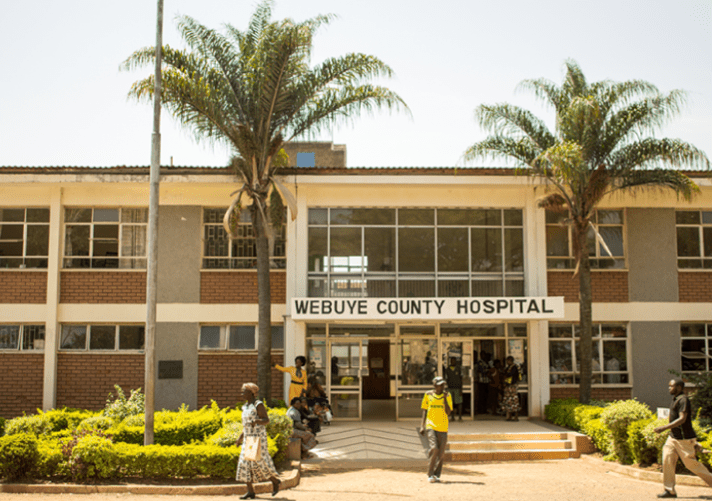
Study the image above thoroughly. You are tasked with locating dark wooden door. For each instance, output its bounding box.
[362,341,390,399]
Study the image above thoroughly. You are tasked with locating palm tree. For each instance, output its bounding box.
[122,0,408,401]
[463,60,709,403]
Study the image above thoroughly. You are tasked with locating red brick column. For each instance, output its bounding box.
[678,271,712,302]
[56,353,145,411]
[547,271,629,302]
[0,354,44,419]
[201,272,286,304]
[60,272,146,304]
[0,271,47,304]
[197,353,285,408]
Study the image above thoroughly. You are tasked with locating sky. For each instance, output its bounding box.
[0,0,711,168]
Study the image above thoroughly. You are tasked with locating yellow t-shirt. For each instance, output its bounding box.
[421,391,453,432]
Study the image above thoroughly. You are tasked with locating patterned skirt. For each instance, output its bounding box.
[502,384,520,413]
[235,431,279,483]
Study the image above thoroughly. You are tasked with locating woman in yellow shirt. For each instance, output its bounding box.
[275,356,308,403]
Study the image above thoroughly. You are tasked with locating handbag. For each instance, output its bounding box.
[243,435,261,461]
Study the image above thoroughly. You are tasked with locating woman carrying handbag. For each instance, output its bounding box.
[235,383,282,499]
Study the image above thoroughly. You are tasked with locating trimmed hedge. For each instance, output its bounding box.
[0,433,40,481]
[601,400,654,464]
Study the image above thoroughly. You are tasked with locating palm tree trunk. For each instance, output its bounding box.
[577,225,593,404]
[253,208,273,402]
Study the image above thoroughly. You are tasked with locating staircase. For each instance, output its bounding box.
[446,431,593,461]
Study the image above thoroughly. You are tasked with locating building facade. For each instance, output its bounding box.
[0,143,711,420]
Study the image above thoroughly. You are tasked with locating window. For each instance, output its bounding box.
[0,208,50,268]
[202,208,286,269]
[59,324,145,351]
[0,324,45,351]
[681,323,712,374]
[548,323,629,384]
[307,208,524,298]
[676,211,711,269]
[546,210,625,269]
[63,208,147,269]
[199,325,284,351]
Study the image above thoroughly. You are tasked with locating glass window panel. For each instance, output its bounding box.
[575,342,600,372]
[398,228,434,271]
[0,325,20,349]
[200,326,223,349]
[704,227,711,258]
[398,279,435,297]
[503,209,523,226]
[601,324,627,338]
[90,326,116,350]
[366,278,396,297]
[505,279,524,296]
[677,227,700,257]
[271,326,284,349]
[480,210,502,226]
[93,241,118,258]
[676,211,700,225]
[121,208,148,223]
[472,279,503,297]
[92,257,118,268]
[702,211,712,224]
[437,209,478,226]
[65,209,92,223]
[330,227,363,272]
[438,279,469,297]
[64,226,90,256]
[94,224,119,239]
[398,338,437,385]
[119,326,145,350]
[330,208,394,225]
[438,228,468,271]
[549,341,573,383]
[681,324,706,338]
[22,325,45,350]
[504,228,524,272]
[121,226,146,257]
[597,210,623,225]
[0,241,23,257]
[308,277,328,297]
[93,209,119,222]
[545,210,567,224]
[0,209,24,222]
[471,228,502,271]
[603,341,627,373]
[26,209,50,223]
[308,208,328,225]
[25,225,49,256]
[0,224,23,240]
[308,227,327,272]
[365,227,395,272]
[229,326,255,350]
[398,209,433,225]
[203,208,224,224]
[61,325,87,349]
[599,227,623,257]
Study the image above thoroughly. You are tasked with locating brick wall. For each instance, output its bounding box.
[0,271,47,304]
[678,271,712,302]
[60,272,146,304]
[200,272,286,304]
[550,386,632,402]
[197,353,285,408]
[0,354,44,419]
[547,271,629,302]
[56,353,144,411]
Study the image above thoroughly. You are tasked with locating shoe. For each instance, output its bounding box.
[433,475,441,482]
[240,492,256,500]
[428,476,437,483]
[657,490,677,498]
[272,479,281,496]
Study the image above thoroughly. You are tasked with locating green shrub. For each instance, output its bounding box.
[582,417,613,455]
[0,433,40,481]
[641,418,669,463]
[698,431,711,468]
[69,435,118,480]
[103,385,145,422]
[627,417,658,465]
[208,421,243,447]
[4,413,52,437]
[36,441,64,479]
[0,417,6,436]
[601,400,653,464]
[77,415,114,432]
[544,399,581,429]
[573,405,605,431]
[43,408,95,432]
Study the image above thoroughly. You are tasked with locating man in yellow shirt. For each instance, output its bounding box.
[419,376,453,483]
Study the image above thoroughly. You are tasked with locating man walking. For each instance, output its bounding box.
[654,378,711,498]
[419,376,453,483]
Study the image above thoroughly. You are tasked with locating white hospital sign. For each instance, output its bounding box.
[291,297,564,321]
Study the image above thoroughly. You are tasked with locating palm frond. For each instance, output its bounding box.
[473,104,556,151]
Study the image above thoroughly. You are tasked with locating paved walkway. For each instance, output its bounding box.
[307,418,573,463]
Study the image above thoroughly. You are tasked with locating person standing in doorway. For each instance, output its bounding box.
[275,356,308,404]
[502,356,520,421]
[653,378,711,498]
[476,351,491,414]
[444,357,463,421]
[419,376,453,483]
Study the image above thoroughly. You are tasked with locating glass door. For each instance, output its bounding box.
[441,340,473,419]
[396,328,437,420]
[328,339,367,420]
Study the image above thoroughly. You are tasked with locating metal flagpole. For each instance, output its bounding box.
[144,0,163,446]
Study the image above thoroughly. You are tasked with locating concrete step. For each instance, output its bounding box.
[447,448,573,462]
[448,432,567,442]
[447,439,572,451]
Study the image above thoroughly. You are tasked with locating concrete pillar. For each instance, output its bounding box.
[43,187,62,411]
